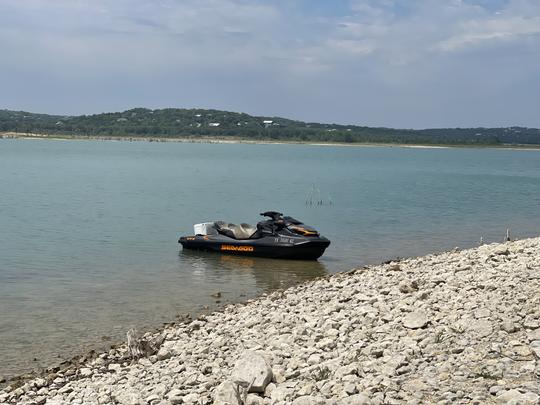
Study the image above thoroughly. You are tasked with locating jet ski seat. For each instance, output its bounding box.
[214,221,258,240]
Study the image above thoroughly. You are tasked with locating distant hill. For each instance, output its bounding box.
[1,108,540,145]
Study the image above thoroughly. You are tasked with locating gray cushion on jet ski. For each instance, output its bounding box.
[214,221,257,240]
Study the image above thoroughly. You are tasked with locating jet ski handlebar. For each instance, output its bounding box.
[260,211,283,221]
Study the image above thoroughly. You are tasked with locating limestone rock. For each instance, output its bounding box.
[523,318,540,329]
[493,246,510,255]
[112,389,143,405]
[270,386,292,401]
[500,319,518,333]
[214,381,242,405]
[182,392,198,403]
[469,319,493,338]
[167,389,184,404]
[292,396,328,405]
[145,394,160,404]
[231,351,272,393]
[156,347,172,361]
[338,393,372,405]
[79,368,92,378]
[530,340,540,358]
[527,328,540,341]
[403,311,428,329]
[388,263,401,271]
[398,280,418,293]
[245,393,266,405]
[496,389,539,404]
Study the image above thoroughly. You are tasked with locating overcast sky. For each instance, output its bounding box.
[1,0,539,128]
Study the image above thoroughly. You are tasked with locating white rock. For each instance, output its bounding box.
[231,351,273,393]
[112,389,143,405]
[403,311,428,329]
[245,393,266,405]
[33,378,48,389]
[316,338,335,350]
[474,308,491,318]
[273,368,286,384]
[292,396,328,405]
[500,319,518,333]
[307,354,322,365]
[335,364,357,378]
[344,383,358,395]
[523,318,540,329]
[398,280,417,293]
[214,381,242,405]
[493,246,509,255]
[167,389,183,405]
[270,386,292,401]
[527,328,540,341]
[338,393,372,405]
[496,389,539,404]
[469,319,493,338]
[79,368,92,378]
[297,382,316,396]
[529,340,540,358]
[182,392,198,403]
[108,363,121,372]
[264,382,276,398]
[156,347,172,361]
[145,394,160,404]
[42,399,68,405]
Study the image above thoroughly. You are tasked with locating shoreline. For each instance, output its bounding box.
[2,237,539,404]
[3,132,540,151]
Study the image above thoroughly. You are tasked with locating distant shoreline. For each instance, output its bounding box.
[2,132,540,150]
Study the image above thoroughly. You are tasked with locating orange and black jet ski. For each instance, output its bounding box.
[179,211,330,260]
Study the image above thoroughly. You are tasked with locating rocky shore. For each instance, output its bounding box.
[2,238,540,405]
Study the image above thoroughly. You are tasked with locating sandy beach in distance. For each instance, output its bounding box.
[3,131,540,151]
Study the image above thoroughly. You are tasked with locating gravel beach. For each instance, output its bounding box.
[1,238,539,405]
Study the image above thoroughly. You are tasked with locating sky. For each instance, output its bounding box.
[1,0,539,128]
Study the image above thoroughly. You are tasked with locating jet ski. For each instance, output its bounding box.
[179,211,330,260]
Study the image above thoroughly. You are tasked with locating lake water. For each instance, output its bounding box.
[1,138,539,378]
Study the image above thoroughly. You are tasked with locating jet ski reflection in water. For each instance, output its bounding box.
[179,211,330,260]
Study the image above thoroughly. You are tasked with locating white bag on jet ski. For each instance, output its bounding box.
[193,222,218,235]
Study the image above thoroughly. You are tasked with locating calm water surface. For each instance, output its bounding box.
[1,139,539,377]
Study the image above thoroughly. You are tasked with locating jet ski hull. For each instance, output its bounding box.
[179,234,330,260]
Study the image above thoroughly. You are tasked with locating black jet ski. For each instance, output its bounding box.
[179,211,330,260]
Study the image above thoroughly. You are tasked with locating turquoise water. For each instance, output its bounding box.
[1,139,539,377]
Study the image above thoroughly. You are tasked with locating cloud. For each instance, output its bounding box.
[436,15,540,51]
[0,0,283,74]
[0,0,539,127]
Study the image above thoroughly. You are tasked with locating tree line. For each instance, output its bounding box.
[1,108,539,145]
